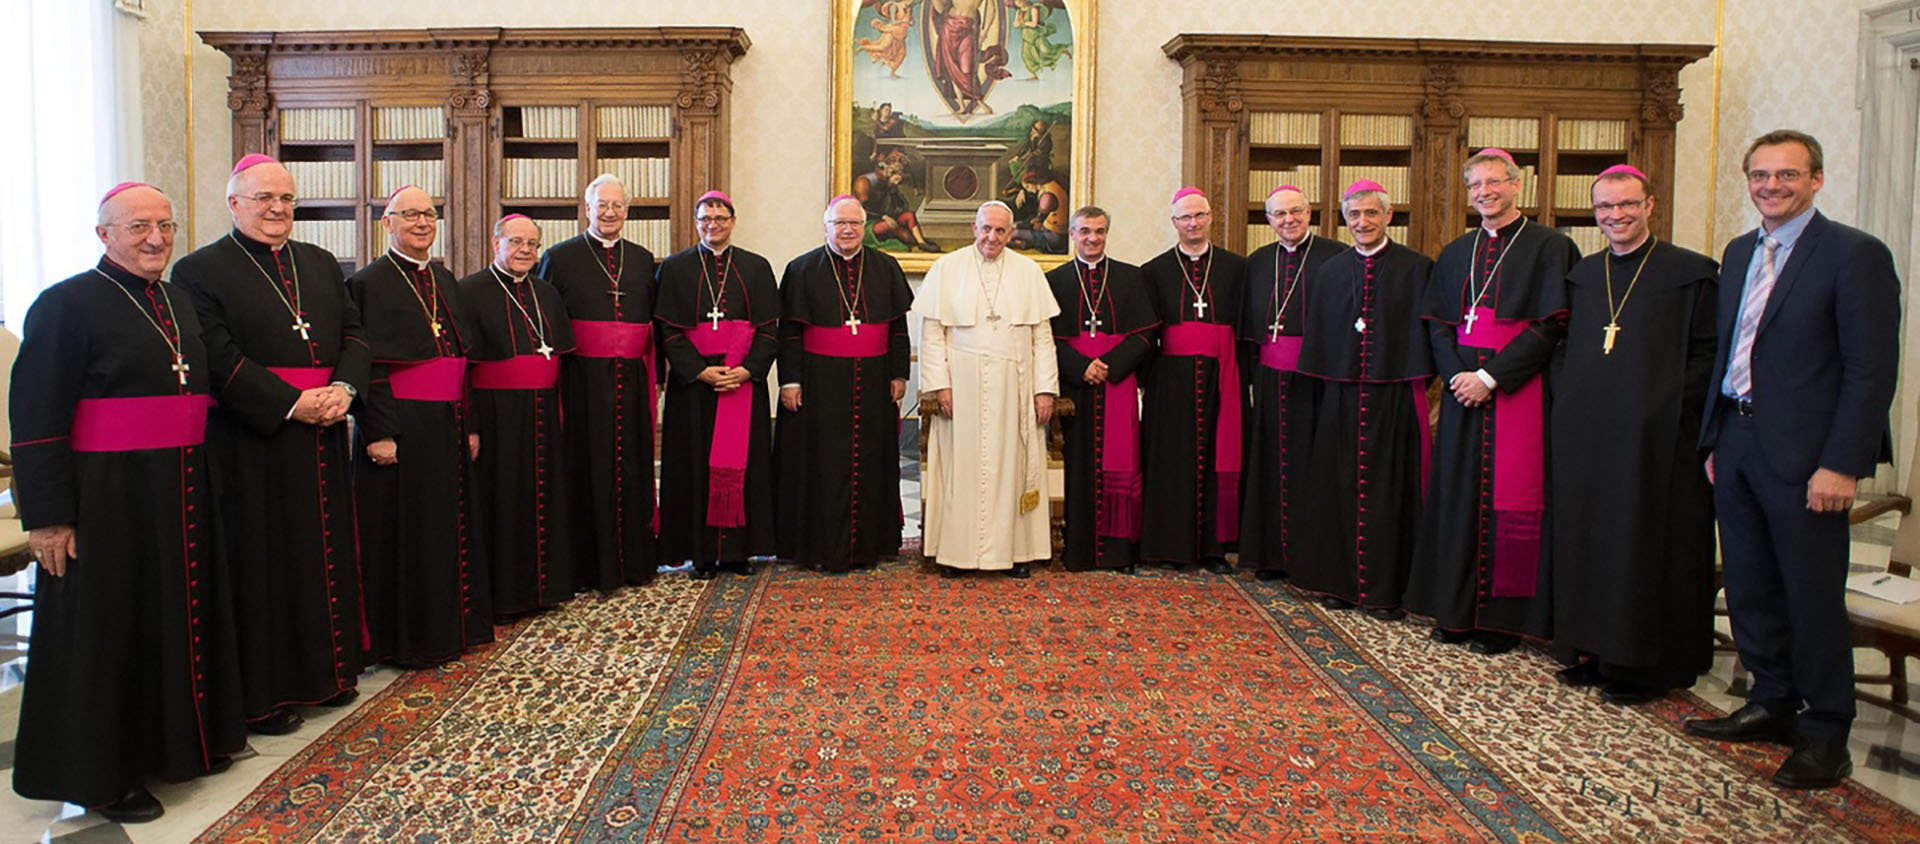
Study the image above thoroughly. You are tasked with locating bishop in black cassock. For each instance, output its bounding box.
[1047,209,1157,571]
[349,186,491,667]
[1551,167,1719,702]
[10,183,245,820]
[460,215,578,618]
[657,192,781,578]
[1238,187,1338,580]
[172,156,369,735]
[1139,188,1247,570]
[1292,182,1434,616]
[537,175,661,591]
[774,196,913,572]
[1407,150,1579,654]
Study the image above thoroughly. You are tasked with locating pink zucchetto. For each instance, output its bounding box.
[386,184,423,204]
[497,213,531,226]
[1344,179,1387,198]
[99,181,155,206]
[696,190,734,212]
[231,153,279,176]
[1170,186,1206,204]
[1594,164,1650,184]
[1471,148,1516,164]
[827,193,857,208]
[1267,185,1306,199]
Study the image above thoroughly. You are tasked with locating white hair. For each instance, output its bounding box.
[1340,190,1392,216]
[975,200,1013,224]
[824,195,865,223]
[584,173,626,203]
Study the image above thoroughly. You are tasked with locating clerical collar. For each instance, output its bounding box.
[700,243,731,259]
[1355,239,1390,257]
[1607,235,1654,258]
[1279,236,1309,254]
[97,256,159,289]
[490,263,527,283]
[1077,254,1105,269]
[230,227,289,255]
[388,248,430,272]
[828,243,862,261]
[1176,243,1210,259]
[587,229,621,249]
[1481,214,1525,238]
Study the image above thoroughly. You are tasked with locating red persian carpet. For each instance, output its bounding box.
[194,560,1920,842]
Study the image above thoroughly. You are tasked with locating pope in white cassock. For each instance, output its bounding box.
[916,201,1061,578]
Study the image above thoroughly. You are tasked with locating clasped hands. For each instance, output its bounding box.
[698,365,752,393]
[292,385,352,425]
[1448,372,1493,407]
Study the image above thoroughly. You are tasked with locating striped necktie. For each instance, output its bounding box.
[1723,235,1778,399]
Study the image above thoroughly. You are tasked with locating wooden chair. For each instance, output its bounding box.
[1845,439,1920,722]
[916,394,1074,559]
[0,326,32,618]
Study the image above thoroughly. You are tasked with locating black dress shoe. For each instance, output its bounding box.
[1773,735,1852,789]
[95,785,163,824]
[318,688,359,707]
[1554,660,1605,687]
[1430,627,1470,645]
[1467,632,1519,655]
[1254,569,1287,581]
[1684,702,1797,744]
[939,566,964,579]
[1319,595,1356,610]
[1005,565,1031,579]
[1365,606,1406,621]
[1199,558,1230,574]
[247,708,304,736]
[725,560,754,576]
[1600,680,1662,706]
[690,568,718,581]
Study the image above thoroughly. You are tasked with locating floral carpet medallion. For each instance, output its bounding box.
[196,563,1920,843]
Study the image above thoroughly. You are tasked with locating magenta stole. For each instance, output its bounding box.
[684,320,757,527]
[1066,333,1142,540]
[1456,305,1545,597]
[1158,322,1243,542]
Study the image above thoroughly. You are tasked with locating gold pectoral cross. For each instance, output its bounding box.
[1602,322,1621,355]
[293,317,313,340]
[848,315,862,335]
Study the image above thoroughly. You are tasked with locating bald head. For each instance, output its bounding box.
[825,196,866,255]
[492,215,541,276]
[1263,187,1311,248]
[97,185,176,281]
[382,186,438,261]
[226,161,296,246]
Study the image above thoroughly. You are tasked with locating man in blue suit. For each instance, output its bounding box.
[1686,129,1901,789]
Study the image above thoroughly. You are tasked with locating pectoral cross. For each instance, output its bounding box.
[1191,299,1209,319]
[607,287,625,301]
[430,320,443,338]
[707,306,725,329]
[1602,322,1621,355]
[848,314,862,336]
[1353,317,1367,333]
[172,354,190,386]
[1268,318,1282,342]
[1086,314,1103,337]
[536,342,554,360]
[292,316,313,341]
[1463,310,1479,334]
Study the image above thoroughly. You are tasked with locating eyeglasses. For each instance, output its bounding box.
[591,201,628,212]
[503,237,541,250]
[1266,208,1309,219]
[1592,199,1647,212]
[240,192,299,207]
[1172,212,1212,225]
[385,208,440,222]
[1465,177,1517,192]
[1746,169,1808,185]
[113,220,179,237]
[696,214,735,225]
[828,220,864,229]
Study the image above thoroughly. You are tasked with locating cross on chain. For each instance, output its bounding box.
[707,306,726,329]
[1191,299,1208,319]
[293,316,313,341]
[1463,310,1479,334]
[1086,314,1103,336]
[171,354,190,386]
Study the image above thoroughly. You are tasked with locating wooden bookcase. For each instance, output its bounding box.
[202,27,751,275]
[1162,36,1712,257]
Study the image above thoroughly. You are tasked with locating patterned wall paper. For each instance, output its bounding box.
[148,0,1864,266]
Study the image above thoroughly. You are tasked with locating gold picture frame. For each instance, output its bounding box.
[831,0,1096,274]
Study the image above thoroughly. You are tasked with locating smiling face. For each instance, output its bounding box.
[696,200,736,251]
[1590,176,1653,253]
[587,179,629,239]
[1744,141,1823,230]
[973,203,1013,259]
[492,217,540,275]
[826,197,865,254]
[1170,193,1212,251]
[228,162,297,246]
[1264,188,1310,248]
[1465,160,1520,227]
[97,186,176,280]
[1342,193,1390,251]
[1069,212,1108,263]
[382,186,438,260]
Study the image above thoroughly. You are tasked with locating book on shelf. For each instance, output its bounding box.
[279,107,354,143]
[1554,173,1603,209]
[533,219,579,253]
[518,106,578,140]
[1248,111,1320,147]
[621,218,673,257]
[596,157,672,199]
[1246,224,1277,250]
[1338,114,1412,147]
[1246,166,1321,204]
[1334,165,1411,201]
[1466,116,1541,151]
[505,158,580,200]
[1557,118,1628,152]
[291,219,356,260]
[596,105,672,139]
[372,106,446,142]
[285,160,357,200]
[1560,225,1608,256]
[375,159,446,198]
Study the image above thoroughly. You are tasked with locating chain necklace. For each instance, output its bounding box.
[386,252,443,339]
[973,247,1006,323]
[586,235,626,303]
[699,246,734,329]
[1600,237,1657,355]
[230,232,311,340]
[92,268,191,386]
[828,248,866,334]
[1268,238,1312,340]
[489,264,554,358]
[1464,217,1527,334]
[1074,256,1109,336]
[1180,247,1214,321]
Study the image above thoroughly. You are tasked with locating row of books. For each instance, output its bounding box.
[1333,225,1411,246]
[597,105,672,139]
[1560,225,1609,256]
[1467,116,1541,151]
[1557,119,1629,152]
[1339,114,1413,147]
[284,161,357,199]
[1336,165,1412,200]
[290,220,357,259]
[1248,111,1321,147]
[1553,174,1607,209]
[280,108,355,143]
[599,157,673,200]
[374,106,445,142]
[1509,166,1542,206]
[522,219,671,259]
[503,158,580,199]
[375,159,446,198]
[517,106,578,140]
[1247,166,1323,203]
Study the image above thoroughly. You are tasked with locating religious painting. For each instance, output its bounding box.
[832,0,1096,273]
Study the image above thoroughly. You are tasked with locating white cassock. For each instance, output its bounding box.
[914,245,1061,569]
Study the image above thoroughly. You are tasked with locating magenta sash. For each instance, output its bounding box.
[471,355,561,390]
[803,323,891,358]
[1455,305,1544,598]
[1159,322,1243,542]
[686,320,757,527]
[1258,336,1303,373]
[269,366,335,391]
[1067,333,1142,540]
[388,357,467,402]
[70,394,213,452]
[572,319,659,532]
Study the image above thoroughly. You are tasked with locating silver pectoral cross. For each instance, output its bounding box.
[1191,299,1209,320]
[1268,319,1282,341]
[707,306,725,329]
[293,316,313,340]
[1086,314,1102,337]
[172,354,190,386]
[536,342,555,360]
[608,287,625,301]
[1463,310,1478,334]
[848,315,862,335]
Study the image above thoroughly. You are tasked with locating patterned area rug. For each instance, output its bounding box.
[195,562,1920,842]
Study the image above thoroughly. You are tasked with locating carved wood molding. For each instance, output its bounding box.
[1194,59,1244,120]
[1164,34,1711,67]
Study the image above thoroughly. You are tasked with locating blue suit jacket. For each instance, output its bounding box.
[1699,211,1900,481]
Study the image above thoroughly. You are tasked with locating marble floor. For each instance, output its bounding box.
[4,472,1919,841]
